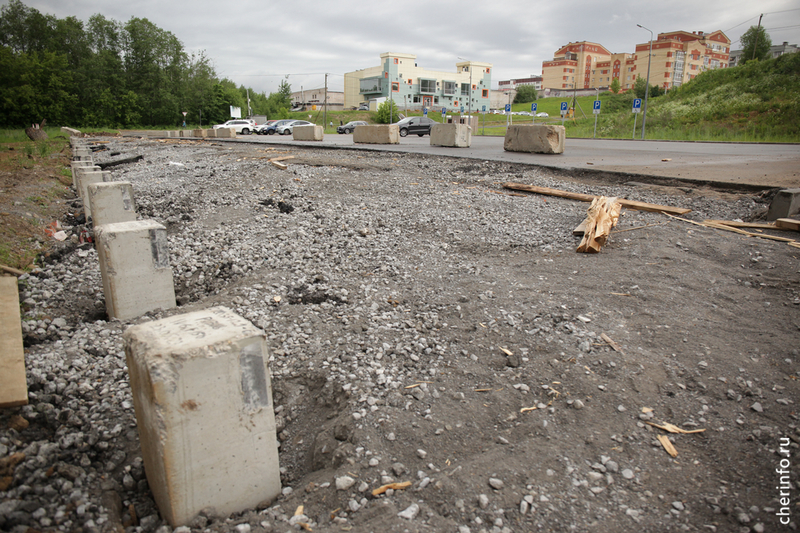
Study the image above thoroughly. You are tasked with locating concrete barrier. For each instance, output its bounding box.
[123,306,281,526]
[0,276,27,408]
[95,220,176,320]
[293,125,323,141]
[71,162,99,189]
[88,181,137,227]
[767,188,800,221]
[504,124,565,154]
[430,123,471,148]
[353,124,399,144]
[192,129,208,138]
[76,170,112,217]
[214,127,236,139]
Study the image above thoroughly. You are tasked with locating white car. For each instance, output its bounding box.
[535,112,549,118]
[275,120,313,135]
[212,119,256,135]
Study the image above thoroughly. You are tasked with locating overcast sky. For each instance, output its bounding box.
[7,0,800,95]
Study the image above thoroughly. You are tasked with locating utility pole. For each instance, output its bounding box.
[637,24,653,140]
[752,14,764,61]
[323,73,327,131]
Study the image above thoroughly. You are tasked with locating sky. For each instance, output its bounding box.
[6,0,800,95]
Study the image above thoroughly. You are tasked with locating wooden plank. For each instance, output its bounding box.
[577,196,621,253]
[270,160,288,170]
[0,276,28,407]
[267,156,295,163]
[703,220,777,229]
[503,182,691,215]
[0,264,25,276]
[776,218,800,232]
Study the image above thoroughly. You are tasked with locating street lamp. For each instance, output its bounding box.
[458,57,472,118]
[637,24,653,140]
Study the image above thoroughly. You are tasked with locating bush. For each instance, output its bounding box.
[375,100,399,124]
[513,85,538,104]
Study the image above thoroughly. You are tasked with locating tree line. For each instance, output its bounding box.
[0,0,293,128]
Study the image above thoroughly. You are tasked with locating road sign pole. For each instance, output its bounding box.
[632,113,637,139]
[593,112,598,139]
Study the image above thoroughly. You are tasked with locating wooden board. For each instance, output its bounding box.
[776,218,800,232]
[703,220,777,230]
[503,182,691,215]
[0,276,28,407]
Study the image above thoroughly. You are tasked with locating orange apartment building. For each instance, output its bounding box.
[542,30,731,92]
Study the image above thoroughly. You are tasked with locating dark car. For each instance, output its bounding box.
[395,116,436,137]
[337,121,367,134]
[255,120,278,134]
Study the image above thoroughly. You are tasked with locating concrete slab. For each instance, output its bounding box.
[353,125,399,144]
[123,306,280,526]
[71,162,99,189]
[76,170,112,218]
[95,220,176,320]
[767,188,800,221]
[215,127,236,139]
[293,125,323,141]
[0,276,27,408]
[88,181,137,227]
[504,125,565,154]
[430,123,472,148]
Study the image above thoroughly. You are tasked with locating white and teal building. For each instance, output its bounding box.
[344,52,492,113]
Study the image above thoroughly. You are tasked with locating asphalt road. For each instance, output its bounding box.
[163,131,800,190]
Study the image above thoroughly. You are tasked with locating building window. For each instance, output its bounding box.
[461,83,469,96]
[443,81,456,95]
[407,79,412,85]
[485,68,490,73]
[394,58,398,64]
[392,82,399,92]
[482,89,488,98]
[419,79,436,93]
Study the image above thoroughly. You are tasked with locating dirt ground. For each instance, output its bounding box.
[2,136,800,533]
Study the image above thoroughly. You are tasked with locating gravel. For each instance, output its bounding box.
[2,136,798,533]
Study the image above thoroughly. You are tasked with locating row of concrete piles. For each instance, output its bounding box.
[4,135,283,526]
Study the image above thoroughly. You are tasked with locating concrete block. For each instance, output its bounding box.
[0,276,27,408]
[293,125,323,141]
[123,306,280,526]
[203,129,215,138]
[95,220,176,320]
[430,123,472,148]
[179,130,189,138]
[88,181,137,227]
[353,124,399,144]
[214,127,236,139]
[504,124,565,154]
[192,129,208,138]
[71,165,100,192]
[767,189,800,221]
[76,170,112,217]
[73,147,92,157]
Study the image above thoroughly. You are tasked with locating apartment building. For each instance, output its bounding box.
[542,30,730,91]
[498,75,543,91]
[344,52,492,112]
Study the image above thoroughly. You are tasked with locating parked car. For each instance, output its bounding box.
[337,121,367,134]
[255,120,278,134]
[535,112,549,118]
[358,103,370,111]
[395,116,436,137]
[275,120,313,135]
[212,119,255,135]
[262,119,294,135]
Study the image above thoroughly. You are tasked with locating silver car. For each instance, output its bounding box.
[276,120,313,135]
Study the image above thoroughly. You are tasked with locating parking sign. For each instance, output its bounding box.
[505,104,511,114]
[632,99,642,113]
[560,101,568,116]
[593,100,601,115]
[442,107,447,116]
[423,108,427,116]
[531,103,537,113]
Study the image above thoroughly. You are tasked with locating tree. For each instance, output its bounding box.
[610,78,620,94]
[633,76,647,98]
[740,25,772,64]
[375,100,399,124]
[513,85,537,104]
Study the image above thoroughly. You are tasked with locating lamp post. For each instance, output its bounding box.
[637,24,653,140]
[458,57,472,118]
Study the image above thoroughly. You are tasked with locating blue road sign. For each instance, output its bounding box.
[560,101,568,116]
[460,106,465,113]
[593,100,601,115]
[482,105,486,113]
[423,108,428,116]
[505,104,511,113]
[442,107,447,115]
[632,98,642,113]
[531,103,538,113]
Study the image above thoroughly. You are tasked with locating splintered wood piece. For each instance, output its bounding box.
[657,435,678,457]
[268,155,295,163]
[647,421,706,434]
[577,196,621,253]
[372,481,411,496]
[502,182,691,215]
[271,160,288,170]
[600,333,624,354]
